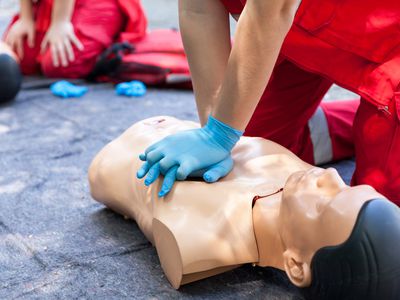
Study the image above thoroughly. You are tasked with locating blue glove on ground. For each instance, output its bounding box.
[50,80,88,98]
[137,115,243,197]
[116,81,147,97]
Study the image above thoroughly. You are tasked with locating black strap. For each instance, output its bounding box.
[87,42,134,81]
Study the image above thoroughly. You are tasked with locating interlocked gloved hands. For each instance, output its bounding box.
[137,116,243,197]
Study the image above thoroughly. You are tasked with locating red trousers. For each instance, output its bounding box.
[245,59,400,204]
[9,0,125,78]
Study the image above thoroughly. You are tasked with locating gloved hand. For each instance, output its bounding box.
[50,80,88,98]
[137,115,243,197]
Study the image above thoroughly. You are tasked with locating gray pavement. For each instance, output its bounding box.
[0,2,356,299]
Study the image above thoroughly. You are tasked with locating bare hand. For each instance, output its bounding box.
[5,18,35,59]
[40,21,84,67]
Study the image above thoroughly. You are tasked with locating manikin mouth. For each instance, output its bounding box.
[252,188,284,207]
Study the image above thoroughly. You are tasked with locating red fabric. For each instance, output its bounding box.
[352,98,400,205]
[19,32,46,75]
[319,99,400,204]
[117,0,147,43]
[244,59,400,203]
[33,0,52,33]
[131,29,185,54]
[95,29,191,87]
[220,0,400,107]
[219,0,243,14]
[244,59,332,164]
[112,51,190,85]
[320,100,359,162]
[4,0,147,78]
[120,29,189,84]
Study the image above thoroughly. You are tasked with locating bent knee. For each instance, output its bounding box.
[41,50,97,79]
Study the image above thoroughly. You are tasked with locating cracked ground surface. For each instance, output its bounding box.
[0,2,356,299]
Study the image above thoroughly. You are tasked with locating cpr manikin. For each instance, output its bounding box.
[89,117,400,299]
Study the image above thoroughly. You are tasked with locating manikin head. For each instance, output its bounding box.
[279,167,400,299]
[0,43,21,104]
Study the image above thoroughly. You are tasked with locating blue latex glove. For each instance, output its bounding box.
[50,80,88,98]
[116,81,146,97]
[137,115,243,197]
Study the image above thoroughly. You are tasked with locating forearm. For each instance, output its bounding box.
[213,0,299,130]
[19,0,34,21]
[179,0,231,126]
[51,0,75,23]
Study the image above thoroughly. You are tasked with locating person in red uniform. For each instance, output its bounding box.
[137,0,400,204]
[3,0,146,78]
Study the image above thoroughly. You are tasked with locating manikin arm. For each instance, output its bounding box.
[179,0,232,126]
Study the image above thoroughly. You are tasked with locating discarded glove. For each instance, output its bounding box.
[50,80,88,98]
[115,81,147,97]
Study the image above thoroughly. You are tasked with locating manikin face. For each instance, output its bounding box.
[278,167,382,287]
[283,167,346,217]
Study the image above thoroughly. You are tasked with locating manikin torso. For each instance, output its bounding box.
[89,116,384,289]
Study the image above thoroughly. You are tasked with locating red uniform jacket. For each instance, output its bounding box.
[220,0,400,110]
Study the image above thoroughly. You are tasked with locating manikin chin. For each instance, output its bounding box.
[89,116,400,300]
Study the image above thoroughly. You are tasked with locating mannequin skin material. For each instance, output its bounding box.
[89,116,399,297]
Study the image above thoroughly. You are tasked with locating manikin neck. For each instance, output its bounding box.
[253,191,285,270]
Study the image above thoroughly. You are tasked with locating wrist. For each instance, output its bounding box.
[19,0,34,22]
[19,14,34,22]
[50,19,70,26]
[204,115,243,151]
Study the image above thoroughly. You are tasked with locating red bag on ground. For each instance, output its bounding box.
[89,29,191,88]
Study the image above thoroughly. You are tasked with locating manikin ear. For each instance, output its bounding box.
[283,249,312,287]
